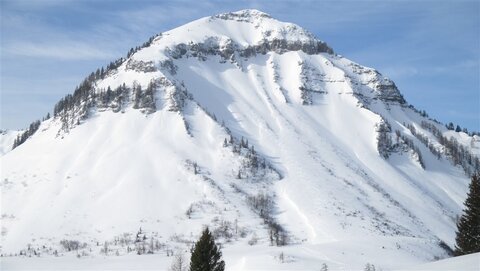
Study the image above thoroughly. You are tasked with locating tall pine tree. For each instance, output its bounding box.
[190,228,225,271]
[454,172,480,256]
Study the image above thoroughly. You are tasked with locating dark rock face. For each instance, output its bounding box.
[125,59,157,73]
[347,63,406,105]
[159,59,177,75]
[375,79,406,104]
[211,9,272,22]
[166,37,333,64]
[298,60,329,105]
[244,39,334,56]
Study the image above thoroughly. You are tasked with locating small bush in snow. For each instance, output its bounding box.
[59,240,86,252]
[248,233,258,246]
[364,263,376,271]
[169,251,188,271]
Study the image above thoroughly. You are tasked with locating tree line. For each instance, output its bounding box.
[12,120,41,149]
[376,119,425,168]
[420,121,479,176]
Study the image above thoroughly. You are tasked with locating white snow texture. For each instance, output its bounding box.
[1,9,478,271]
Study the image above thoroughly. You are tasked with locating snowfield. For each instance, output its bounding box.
[395,252,479,271]
[1,9,478,270]
[2,250,479,270]
[0,130,20,156]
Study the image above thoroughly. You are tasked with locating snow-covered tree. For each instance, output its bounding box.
[455,173,480,255]
[189,228,225,271]
[170,252,188,271]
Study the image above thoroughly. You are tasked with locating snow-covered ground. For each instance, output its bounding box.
[1,9,478,270]
[0,130,20,156]
[396,252,479,271]
[2,250,478,270]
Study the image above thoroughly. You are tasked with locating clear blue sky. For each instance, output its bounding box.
[1,0,479,131]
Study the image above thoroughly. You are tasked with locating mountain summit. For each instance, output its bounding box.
[1,9,478,270]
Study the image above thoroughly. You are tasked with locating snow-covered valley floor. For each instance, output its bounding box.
[2,251,478,270]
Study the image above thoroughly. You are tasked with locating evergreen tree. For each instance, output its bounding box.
[141,81,156,112]
[447,122,455,130]
[12,120,41,149]
[455,173,480,255]
[189,228,225,271]
[132,83,142,109]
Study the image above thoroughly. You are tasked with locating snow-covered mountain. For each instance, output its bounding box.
[1,9,479,270]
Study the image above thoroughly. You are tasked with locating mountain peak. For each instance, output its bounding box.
[138,8,329,52]
[212,9,272,21]
[129,9,333,69]
[3,10,478,269]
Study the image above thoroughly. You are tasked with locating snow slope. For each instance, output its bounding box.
[1,9,478,270]
[396,252,480,271]
[3,249,479,270]
[0,130,20,156]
